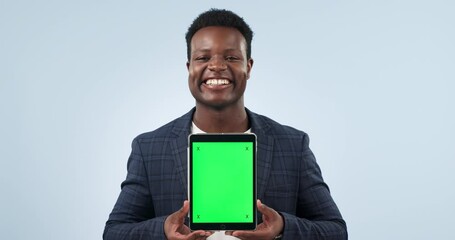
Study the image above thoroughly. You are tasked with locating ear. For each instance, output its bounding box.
[186,61,190,70]
[246,58,254,79]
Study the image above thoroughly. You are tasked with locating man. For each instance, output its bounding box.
[104,9,347,240]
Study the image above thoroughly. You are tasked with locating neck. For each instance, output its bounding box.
[193,103,249,133]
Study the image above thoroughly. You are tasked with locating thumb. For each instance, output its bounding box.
[178,200,190,218]
[257,199,275,221]
[257,199,271,215]
[170,200,189,223]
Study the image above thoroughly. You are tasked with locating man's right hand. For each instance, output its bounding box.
[164,200,212,240]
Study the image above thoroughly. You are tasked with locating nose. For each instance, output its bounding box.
[207,56,227,71]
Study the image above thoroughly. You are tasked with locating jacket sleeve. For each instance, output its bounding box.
[103,138,167,239]
[280,133,347,239]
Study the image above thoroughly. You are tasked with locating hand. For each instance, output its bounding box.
[164,200,212,240]
[226,199,284,240]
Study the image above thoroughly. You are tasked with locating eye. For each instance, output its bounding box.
[225,56,240,61]
[194,56,209,61]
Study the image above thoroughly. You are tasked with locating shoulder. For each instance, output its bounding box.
[248,110,308,138]
[249,110,313,162]
[133,109,193,143]
[134,121,174,142]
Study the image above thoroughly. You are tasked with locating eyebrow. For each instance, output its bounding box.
[192,49,210,54]
[191,48,242,54]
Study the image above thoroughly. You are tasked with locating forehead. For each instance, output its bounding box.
[190,26,247,53]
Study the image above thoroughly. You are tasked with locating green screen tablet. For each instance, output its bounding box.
[188,133,257,230]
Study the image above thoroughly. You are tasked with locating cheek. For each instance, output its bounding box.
[235,66,249,79]
[188,65,203,90]
[187,65,194,77]
[188,65,203,79]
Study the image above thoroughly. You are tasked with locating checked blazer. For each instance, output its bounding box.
[104,108,347,239]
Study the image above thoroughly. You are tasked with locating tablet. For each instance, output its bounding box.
[188,133,257,231]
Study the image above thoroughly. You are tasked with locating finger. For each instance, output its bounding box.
[257,199,274,217]
[257,200,284,237]
[178,200,190,218]
[186,230,210,240]
[232,230,267,239]
[166,201,189,230]
[175,230,204,236]
[171,200,189,224]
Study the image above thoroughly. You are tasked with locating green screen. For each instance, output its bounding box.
[192,142,253,223]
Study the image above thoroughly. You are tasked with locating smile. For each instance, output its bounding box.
[204,79,230,86]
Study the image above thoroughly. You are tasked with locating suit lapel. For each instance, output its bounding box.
[169,109,195,198]
[256,133,274,200]
[170,136,189,196]
[247,109,274,201]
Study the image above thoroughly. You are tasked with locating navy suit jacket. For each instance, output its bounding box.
[104,108,347,239]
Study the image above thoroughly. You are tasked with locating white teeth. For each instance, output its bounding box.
[205,79,230,86]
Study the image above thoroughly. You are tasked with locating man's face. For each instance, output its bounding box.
[187,26,253,110]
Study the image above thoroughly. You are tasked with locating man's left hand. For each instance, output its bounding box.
[226,199,284,240]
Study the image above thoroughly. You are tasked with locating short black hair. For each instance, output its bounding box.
[185,8,254,60]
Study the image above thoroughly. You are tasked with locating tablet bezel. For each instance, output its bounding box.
[188,133,257,231]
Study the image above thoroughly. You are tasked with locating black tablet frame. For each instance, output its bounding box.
[188,133,257,231]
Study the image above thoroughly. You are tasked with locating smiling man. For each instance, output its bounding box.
[104,9,347,240]
[188,25,252,134]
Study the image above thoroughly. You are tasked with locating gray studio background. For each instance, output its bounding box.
[1,1,454,239]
